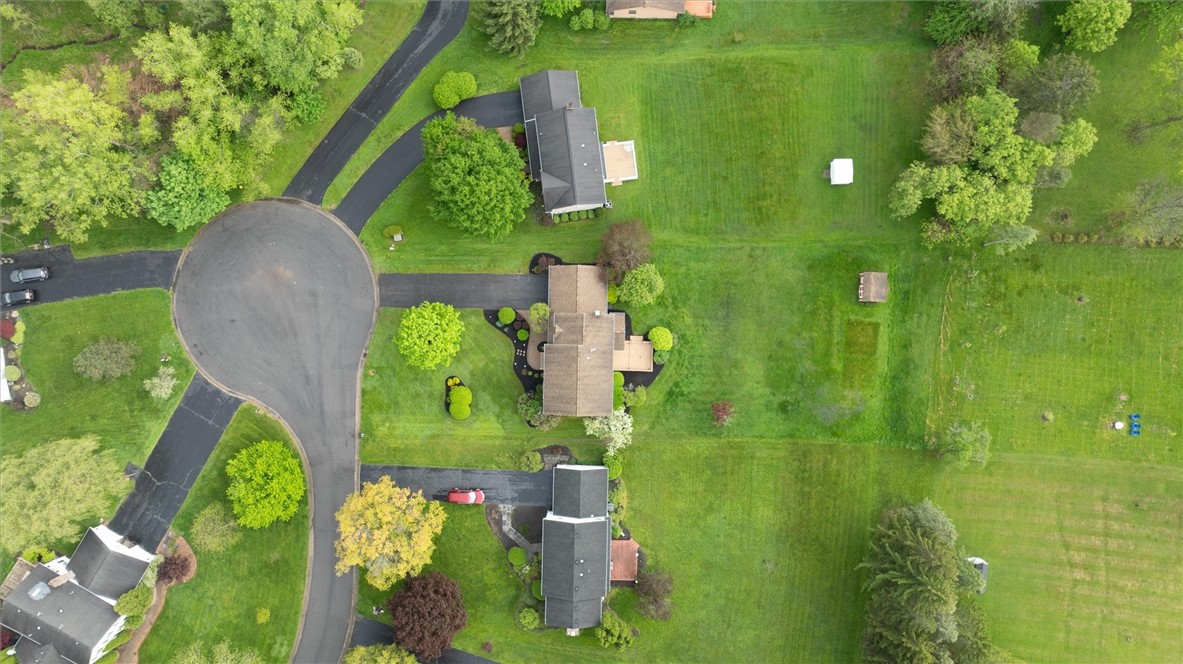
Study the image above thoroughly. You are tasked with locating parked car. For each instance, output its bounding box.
[9,267,49,284]
[447,489,485,505]
[2,289,36,307]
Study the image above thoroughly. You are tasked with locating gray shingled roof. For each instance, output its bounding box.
[541,518,610,629]
[520,70,581,119]
[14,638,61,664]
[553,466,609,519]
[0,565,120,664]
[67,528,150,601]
[519,71,608,213]
[606,0,687,13]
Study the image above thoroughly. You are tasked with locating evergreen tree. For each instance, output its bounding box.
[482,0,541,57]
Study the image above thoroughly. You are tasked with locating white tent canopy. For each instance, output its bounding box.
[830,158,853,185]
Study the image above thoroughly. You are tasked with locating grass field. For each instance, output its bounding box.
[139,405,308,663]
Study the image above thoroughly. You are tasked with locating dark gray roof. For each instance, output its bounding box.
[540,518,610,629]
[14,637,61,664]
[552,466,609,519]
[532,108,607,212]
[67,529,150,601]
[520,70,581,119]
[0,565,120,664]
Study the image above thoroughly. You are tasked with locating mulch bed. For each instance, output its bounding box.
[483,309,543,394]
[528,252,565,275]
[611,309,666,390]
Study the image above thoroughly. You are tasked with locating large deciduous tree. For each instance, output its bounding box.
[225,440,306,529]
[421,113,532,240]
[1004,52,1100,118]
[597,220,653,284]
[616,263,665,306]
[334,477,446,590]
[931,421,992,467]
[1107,178,1183,246]
[225,0,364,94]
[386,572,468,661]
[0,436,126,555]
[1057,0,1132,53]
[482,0,541,57]
[1,70,150,243]
[343,644,417,664]
[396,301,465,370]
[146,151,231,230]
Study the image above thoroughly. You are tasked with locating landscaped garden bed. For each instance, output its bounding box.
[483,308,542,394]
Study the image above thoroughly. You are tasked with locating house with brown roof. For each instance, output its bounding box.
[606,0,716,20]
[540,265,654,417]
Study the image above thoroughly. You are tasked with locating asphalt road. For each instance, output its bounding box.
[361,465,552,507]
[351,618,493,664]
[378,273,547,310]
[109,373,242,551]
[1,246,179,306]
[172,200,377,664]
[333,91,525,233]
[284,0,470,204]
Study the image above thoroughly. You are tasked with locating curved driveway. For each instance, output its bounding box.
[285,0,470,204]
[173,200,377,664]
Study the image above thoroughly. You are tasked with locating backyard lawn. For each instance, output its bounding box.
[139,405,308,662]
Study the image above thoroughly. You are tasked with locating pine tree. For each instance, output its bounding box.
[482,0,541,57]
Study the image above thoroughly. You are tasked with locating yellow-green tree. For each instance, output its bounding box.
[334,477,446,590]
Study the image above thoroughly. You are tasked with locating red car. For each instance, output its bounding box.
[447,489,485,504]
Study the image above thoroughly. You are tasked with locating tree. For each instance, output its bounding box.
[1107,179,1183,245]
[173,641,263,664]
[647,326,673,351]
[1052,117,1098,166]
[925,1,989,45]
[343,644,417,664]
[931,421,992,468]
[421,113,532,240]
[73,338,141,381]
[595,610,634,649]
[146,152,230,231]
[158,554,193,584]
[928,38,1000,103]
[189,501,242,553]
[529,302,551,332]
[616,263,665,306]
[597,220,652,283]
[1,71,150,243]
[1128,41,1183,142]
[542,0,581,17]
[396,301,465,370]
[85,0,140,33]
[920,104,976,165]
[225,0,364,94]
[334,477,447,590]
[386,572,468,661]
[482,0,541,57]
[636,568,674,621]
[115,584,153,617]
[984,224,1038,254]
[0,436,126,555]
[1138,1,1183,43]
[969,0,1037,35]
[1058,0,1132,52]
[517,390,561,430]
[584,408,633,454]
[1005,53,1100,117]
[226,440,306,529]
[432,71,478,109]
[143,366,180,400]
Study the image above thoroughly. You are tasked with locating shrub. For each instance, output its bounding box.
[20,546,54,563]
[518,606,540,630]
[143,365,179,400]
[189,502,242,553]
[0,319,14,340]
[158,555,192,584]
[517,329,529,341]
[613,383,625,410]
[676,11,697,28]
[647,326,673,351]
[287,89,325,124]
[617,263,665,306]
[10,321,23,345]
[613,371,625,388]
[569,7,594,30]
[342,46,364,69]
[529,302,551,332]
[21,392,40,408]
[256,607,271,624]
[508,547,526,567]
[611,520,623,539]
[1064,233,1076,243]
[594,11,610,30]
[226,440,306,529]
[607,284,619,304]
[3,365,20,381]
[73,338,141,381]
[931,421,991,468]
[498,307,516,325]
[518,450,543,472]
[653,349,671,365]
[433,71,478,109]
[449,385,473,407]
[1051,232,1063,242]
[584,409,633,454]
[925,0,987,45]
[531,579,543,600]
[603,452,622,480]
[115,585,153,618]
[449,402,471,420]
[636,568,674,621]
[512,122,524,135]
[595,610,634,649]
[712,401,735,427]
[1077,233,1090,243]
[517,391,561,430]
[383,225,404,239]
[100,629,133,655]
[622,385,647,409]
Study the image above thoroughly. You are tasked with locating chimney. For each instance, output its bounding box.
[47,571,75,588]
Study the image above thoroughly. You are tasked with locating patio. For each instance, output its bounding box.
[602,140,639,187]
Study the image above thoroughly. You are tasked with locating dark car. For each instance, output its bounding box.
[2,289,35,307]
[447,489,485,505]
[9,267,49,284]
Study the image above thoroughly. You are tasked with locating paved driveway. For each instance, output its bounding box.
[351,618,493,664]
[1,247,179,306]
[378,273,547,309]
[361,465,552,506]
[173,200,376,664]
[284,0,470,204]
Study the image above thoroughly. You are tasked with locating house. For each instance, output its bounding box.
[540,265,653,417]
[858,272,888,303]
[606,0,716,20]
[519,71,607,215]
[541,465,611,633]
[829,158,854,185]
[0,525,152,664]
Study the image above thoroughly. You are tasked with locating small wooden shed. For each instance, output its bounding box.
[858,272,888,303]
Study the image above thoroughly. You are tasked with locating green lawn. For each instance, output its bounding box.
[1,0,119,64]
[139,405,308,663]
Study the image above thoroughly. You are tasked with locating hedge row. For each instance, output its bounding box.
[553,208,603,223]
